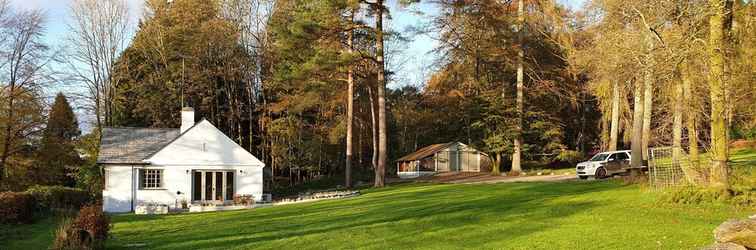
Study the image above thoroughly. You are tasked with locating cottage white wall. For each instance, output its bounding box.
[134,165,263,209]
[103,165,263,212]
[146,120,265,166]
[103,120,265,213]
[103,165,134,213]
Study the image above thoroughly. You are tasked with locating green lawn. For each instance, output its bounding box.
[0,216,59,249]
[2,149,752,249]
[105,180,753,250]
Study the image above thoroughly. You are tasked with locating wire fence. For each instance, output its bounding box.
[648,147,709,190]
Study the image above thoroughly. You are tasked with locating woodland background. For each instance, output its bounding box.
[0,0,753,194]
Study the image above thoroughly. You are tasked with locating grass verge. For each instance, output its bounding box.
[106,180,752,249]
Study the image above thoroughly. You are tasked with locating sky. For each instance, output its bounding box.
[8,0,586,129]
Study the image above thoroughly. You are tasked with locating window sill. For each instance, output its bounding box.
[139,188,167,191]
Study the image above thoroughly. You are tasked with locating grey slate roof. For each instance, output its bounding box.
[396,142,455,162]
[97,127,180,164]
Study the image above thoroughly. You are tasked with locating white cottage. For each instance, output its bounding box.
[98,108,264,213]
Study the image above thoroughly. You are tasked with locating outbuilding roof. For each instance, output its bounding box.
[97,127,180,164]
[396,142,456,162]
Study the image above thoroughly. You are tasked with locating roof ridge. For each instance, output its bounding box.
[141,118,207,160]
[97,127,181,164]
[396,141,458,162]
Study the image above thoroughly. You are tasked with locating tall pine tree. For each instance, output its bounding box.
[37,93,81,186]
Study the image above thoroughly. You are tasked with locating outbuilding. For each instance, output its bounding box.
[396,142,492,179]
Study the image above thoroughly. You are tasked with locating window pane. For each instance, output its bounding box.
[215,172,223,200]
[140,169,163,189]
[139,169,145,188]
[205,172,212,200]
[193,172,201,201]
[226,172,234,200]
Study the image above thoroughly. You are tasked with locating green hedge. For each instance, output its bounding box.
[25,185,91,212]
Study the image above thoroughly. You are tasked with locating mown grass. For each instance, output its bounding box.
[0,216,59,249]
[2,149,753,250]
[105,180,753,250]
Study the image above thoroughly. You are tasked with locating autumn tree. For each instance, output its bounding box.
[421,0,579,175]
[368,0,388,187]
[111,0,255,146]
[263,0,358,186]
[0,4,54,184]
[65,0,131,132]
[344,5,356,188]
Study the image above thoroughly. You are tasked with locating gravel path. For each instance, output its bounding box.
[394,172,579,185]
[453,174,577,184]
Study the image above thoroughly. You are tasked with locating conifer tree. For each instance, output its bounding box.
[37,93,81,186]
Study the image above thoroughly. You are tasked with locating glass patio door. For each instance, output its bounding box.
[192,171,234,202]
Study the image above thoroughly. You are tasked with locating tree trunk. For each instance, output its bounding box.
[368,86,378,171]
[94,92,103,135]
[641,50,654,161]
[600,108,610,150]
[707,0,732,190]
[630,78,645,169]
[672,74,683,164]
[511,0,524,175]
[358,117,363,166]
[681,59,699,169]
[679,59,702,184]
[672,70,685,162]
[0,90,14,181]
[609,81,620,151]
[491,153,501,175]
[345,10,354,189]
[374,0,387,188]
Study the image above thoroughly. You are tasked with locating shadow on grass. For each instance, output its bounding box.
[107,181,621,249]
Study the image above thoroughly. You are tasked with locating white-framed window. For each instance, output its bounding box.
[140,169,163,189]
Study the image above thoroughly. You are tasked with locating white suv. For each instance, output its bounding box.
[576,150,631,179]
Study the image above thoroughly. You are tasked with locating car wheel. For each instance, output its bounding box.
[595,167,607,179]
[579,176,588,180]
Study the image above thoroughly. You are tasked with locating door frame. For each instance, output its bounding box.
[192,170,235,203]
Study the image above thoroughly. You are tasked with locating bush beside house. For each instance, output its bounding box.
[52,205,111,250]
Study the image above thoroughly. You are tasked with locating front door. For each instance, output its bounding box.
[192,171,234,203]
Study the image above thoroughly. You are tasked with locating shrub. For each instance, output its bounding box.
[233,194,255,206]
[52,218,82,250]
[729,189,755,207]
[0,191,35,224]
[52,205,110,250]
[621,170,648,185]
[74,205,110,241]
[659,186,754,206]
[660,186,725,204]
[26,185,91,212]
[555,150,584,165]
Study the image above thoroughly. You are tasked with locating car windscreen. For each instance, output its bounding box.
[590,153,610,161]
